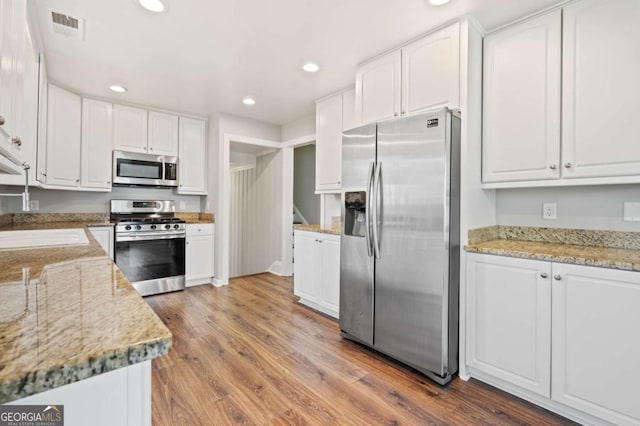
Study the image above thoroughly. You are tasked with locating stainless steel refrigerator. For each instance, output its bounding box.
[340,108,460,385]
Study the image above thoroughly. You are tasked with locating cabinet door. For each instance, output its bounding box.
[186,235,214,282]
[46,84,81,187]
[178,117,207,194]
[81,99,113,189]
[0,0,16,143]
[466,253,551,397]
[482,11,561,183]
[342,88,357,132]
[319,237,340,318]
[355,50,401,125]
[562,0,640,179]
[148,111,178,156]
[401,23,460,116]
[88,227,114,259]
[293,233,320,303]
[551,263,640,425]
[315,94,342,192]
[113,104,148,153]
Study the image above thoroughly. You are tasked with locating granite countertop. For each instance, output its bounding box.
[0,221,172,403]
[176,212,215,224]
[465,225,640,272]
[294,224,341,236]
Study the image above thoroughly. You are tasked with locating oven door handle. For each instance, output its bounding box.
[116,232,186,242]
[161,157,166,182]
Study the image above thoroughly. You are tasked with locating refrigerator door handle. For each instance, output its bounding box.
[372,161,382,259]
[365,161,374,257]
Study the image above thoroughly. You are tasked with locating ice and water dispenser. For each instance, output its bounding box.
[344,191,367,237]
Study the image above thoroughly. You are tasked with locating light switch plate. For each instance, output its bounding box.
[29,200,39,211]
[179,201,186,211]
[542,203,556,220]
[623,202,640,221]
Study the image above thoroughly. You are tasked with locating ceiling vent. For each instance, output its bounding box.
[51,11,85,40]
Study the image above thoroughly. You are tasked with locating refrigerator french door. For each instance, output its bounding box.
[340,108,460,385]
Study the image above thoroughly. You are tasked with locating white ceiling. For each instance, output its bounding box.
[34,0,561,126]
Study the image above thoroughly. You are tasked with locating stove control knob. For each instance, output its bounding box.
[125,225,132,231]
[150,225,157,230]
[173,224,180,229]
[164,224,171,230]
[135,225,142,230]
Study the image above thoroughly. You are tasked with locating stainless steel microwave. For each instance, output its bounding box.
[112,150,178,187]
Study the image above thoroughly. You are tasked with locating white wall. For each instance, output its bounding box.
[282,114,315,141]
[0,185,202,213]
[293,144,320,224]
[496,185,640,231]
[229,151,283,278]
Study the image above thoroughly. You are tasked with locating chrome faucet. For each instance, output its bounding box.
[0,163,32,212]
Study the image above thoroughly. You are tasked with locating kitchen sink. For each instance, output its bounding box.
[0,228,89,250]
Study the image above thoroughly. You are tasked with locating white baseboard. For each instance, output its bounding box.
[267,260,284,276]
[212,277,228,287]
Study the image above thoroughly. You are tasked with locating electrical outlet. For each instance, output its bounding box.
[179,201,186,211]
[542,203,556,220]
[623,202,640,221]
[29,200,39,211]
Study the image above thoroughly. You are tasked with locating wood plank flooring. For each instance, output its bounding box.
[146,273,573,425]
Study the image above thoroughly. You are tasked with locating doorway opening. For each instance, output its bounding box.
[292,144,320,226]
[228,141,281,279]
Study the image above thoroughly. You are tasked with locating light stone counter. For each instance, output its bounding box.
[0,221,172,404]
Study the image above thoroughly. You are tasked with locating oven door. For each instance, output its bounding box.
[115,233,185,295]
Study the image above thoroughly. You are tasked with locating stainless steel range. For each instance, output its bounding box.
[111,200,186,296]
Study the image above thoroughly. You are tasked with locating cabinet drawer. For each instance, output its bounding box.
[186,223,214,236]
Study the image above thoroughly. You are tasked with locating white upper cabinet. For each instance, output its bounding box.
[482,10,561,183]
[355,50,401,125]
[113,104,148,153]
[81,99,113,189]
[551,263,640,425]
[315,93,343,192]
[355,23,460,126]
[178,117,207,194]
[401,23,460,116]
[148,111,178,156]
[0,0,27,170]
[46,84,81,187]
[342,87,357,132]
[562,0,640,179]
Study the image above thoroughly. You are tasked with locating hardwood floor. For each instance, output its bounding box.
[146,273,573,425]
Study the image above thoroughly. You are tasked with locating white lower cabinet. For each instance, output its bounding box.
[551,263,640,425]
[466,254,551,397]
[466,253,640,425]
[293,231,340,318]
[185,223,214,286]
[88,226,114,259]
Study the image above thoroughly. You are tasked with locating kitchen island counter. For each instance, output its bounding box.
[0,221,172,405]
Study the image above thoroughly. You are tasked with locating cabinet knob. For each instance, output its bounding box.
[42,173,47,177]
[540,272,548,278]
[402,110,406,115]
[564,163,572,169]
[554,274,562,281]
[394,113,398,117]
[0,115,4,125]
[149,147,153,151]
[549,164,557,170]
[76,179,80,183]
[11,137,22,146]
[107,181,111,184]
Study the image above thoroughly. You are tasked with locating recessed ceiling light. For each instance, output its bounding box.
[428,0,450,5]
[138,0,167,13]
[109,85,127,93]
[242,97,256,106]
[302,62,320,73]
